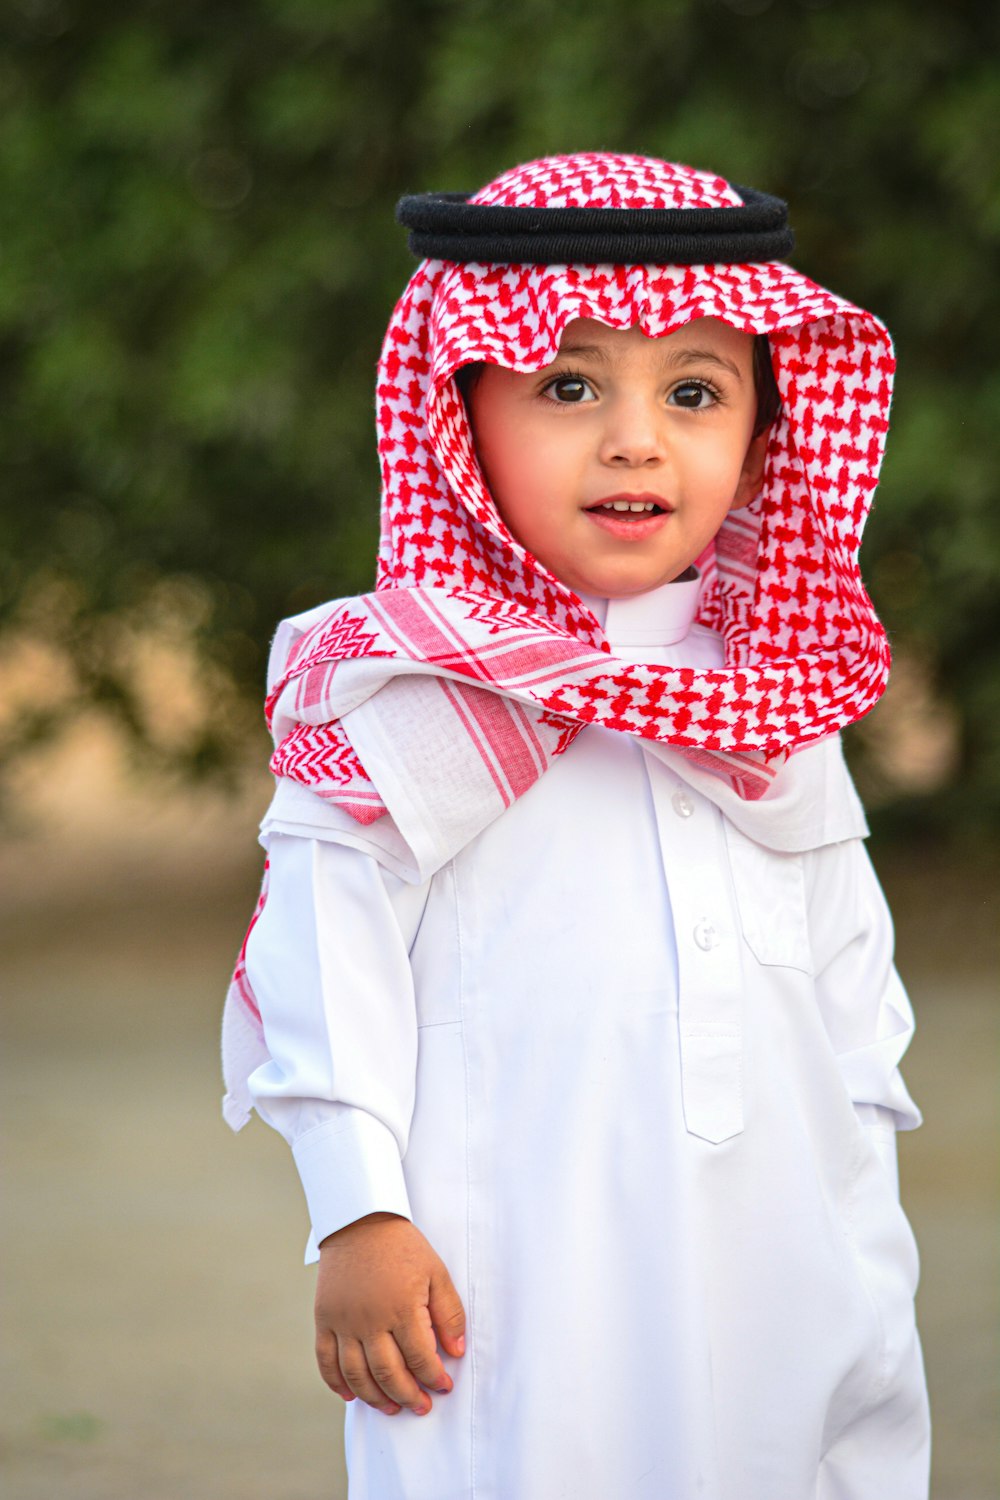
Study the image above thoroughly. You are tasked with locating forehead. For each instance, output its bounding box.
[554,316,754,368]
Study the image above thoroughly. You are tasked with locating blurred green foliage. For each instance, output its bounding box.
[1,0,998,832]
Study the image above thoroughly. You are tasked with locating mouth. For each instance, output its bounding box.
[585,492,672,518]
[583,492,673,541]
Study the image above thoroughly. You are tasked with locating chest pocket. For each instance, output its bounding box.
[724,823,814,974]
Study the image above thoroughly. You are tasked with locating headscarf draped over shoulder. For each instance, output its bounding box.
[266,154,892,851]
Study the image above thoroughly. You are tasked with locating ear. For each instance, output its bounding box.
[730,426,770,511]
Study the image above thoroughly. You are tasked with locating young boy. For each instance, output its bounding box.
[223,154,930,1499]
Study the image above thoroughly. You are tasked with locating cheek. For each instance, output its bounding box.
[477,418,573,530]
[685,429,753,502]
[479,445,538,530]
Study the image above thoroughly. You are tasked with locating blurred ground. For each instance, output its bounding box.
[1,742,998,1499]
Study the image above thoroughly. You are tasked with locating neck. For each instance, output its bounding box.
[578,569,703,648]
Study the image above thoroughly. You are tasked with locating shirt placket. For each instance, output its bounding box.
[643,755,745,1144]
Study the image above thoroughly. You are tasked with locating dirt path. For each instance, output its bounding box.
[2,845,997,1499]
[2,876,348,1500]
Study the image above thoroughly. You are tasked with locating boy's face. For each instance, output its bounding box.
[465,317,768,599]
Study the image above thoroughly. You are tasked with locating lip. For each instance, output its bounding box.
[586,491,674,513]
[583,491,673,542]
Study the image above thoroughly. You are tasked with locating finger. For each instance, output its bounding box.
[428,1262,467,1358]
[338,1334,403,1415]
[362,1330,433,1416]
[393,1307,454,1394]
[315,1328,355,1401]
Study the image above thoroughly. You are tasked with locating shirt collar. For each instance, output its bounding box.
[578,568,704,649]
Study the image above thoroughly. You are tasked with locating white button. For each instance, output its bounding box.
[671,789,695,818]
[693,920,719,951]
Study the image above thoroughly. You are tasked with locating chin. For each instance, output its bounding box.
[571,560,687,599]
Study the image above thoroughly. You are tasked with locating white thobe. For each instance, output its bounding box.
[244,573,930,1500]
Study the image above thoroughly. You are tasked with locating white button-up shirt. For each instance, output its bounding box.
[243,572,928,1500]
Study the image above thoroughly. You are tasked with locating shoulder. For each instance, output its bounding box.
[700,732,868,855]
[266,597,351,692]
[261,777,429,888]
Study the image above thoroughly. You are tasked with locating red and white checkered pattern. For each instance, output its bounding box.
[268,153,892,817]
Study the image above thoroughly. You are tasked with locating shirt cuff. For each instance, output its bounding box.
[292,1109,412,1257]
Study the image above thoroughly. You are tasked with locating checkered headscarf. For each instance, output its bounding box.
[268,153,893,816]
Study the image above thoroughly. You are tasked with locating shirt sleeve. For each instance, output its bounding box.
[805,836,923,1159]
[244,831,429,1258]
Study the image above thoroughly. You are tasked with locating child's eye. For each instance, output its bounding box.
[669,380,718,410]
[542,374,596,404]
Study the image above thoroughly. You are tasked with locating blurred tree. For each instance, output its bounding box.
[1,0,997,832]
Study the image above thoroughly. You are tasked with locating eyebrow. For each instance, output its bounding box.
[554,341,745,381]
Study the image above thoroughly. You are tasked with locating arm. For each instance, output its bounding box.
[244,833,421,1247]
[805,837,923,1194]
[244,832,465,1416]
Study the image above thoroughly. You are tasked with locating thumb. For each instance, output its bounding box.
[428,1260,466,1357]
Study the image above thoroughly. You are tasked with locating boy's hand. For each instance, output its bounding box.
[314,1211,466,1417]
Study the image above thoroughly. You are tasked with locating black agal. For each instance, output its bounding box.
[395,185,793,265]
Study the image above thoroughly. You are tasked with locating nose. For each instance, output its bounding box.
[598,393,667,468]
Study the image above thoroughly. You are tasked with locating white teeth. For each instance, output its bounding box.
[601,500,657,513]
[629,502,650,512]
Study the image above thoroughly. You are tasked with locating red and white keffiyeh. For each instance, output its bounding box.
[223,153,894,1127]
